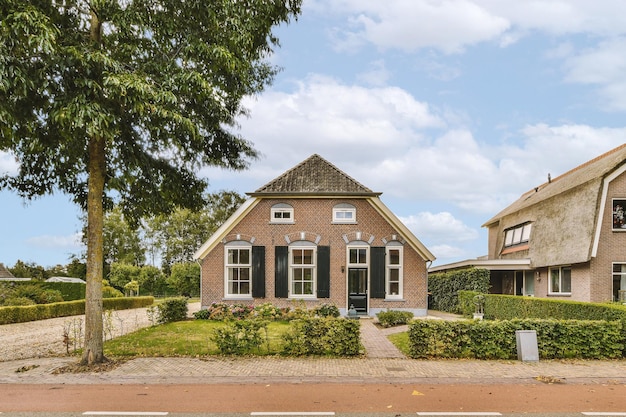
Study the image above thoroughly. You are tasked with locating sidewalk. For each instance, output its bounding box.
[2,315,626,385]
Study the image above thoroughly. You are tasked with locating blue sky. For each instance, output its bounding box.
[2,0,626,268]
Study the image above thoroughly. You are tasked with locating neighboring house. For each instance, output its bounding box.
[46,277,86,284]
[430,143,626,303]
[0,263,31,282]
[194,154,435,316]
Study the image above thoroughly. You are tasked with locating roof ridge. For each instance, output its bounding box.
[252,154,379,195]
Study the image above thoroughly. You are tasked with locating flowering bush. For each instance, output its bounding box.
[195,302,255,320]
[254,302,284,320]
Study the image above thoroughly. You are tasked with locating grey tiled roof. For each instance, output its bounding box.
[0,263,15,279]
[251,154,380,196]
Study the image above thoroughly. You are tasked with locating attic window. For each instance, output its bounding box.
[613,199,626,230]
[504,223,532,247]
[271,203,294,224]
[333,203,356,224]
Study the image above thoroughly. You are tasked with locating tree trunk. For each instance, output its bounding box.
[81,133,107,365]
[80,6,107,367]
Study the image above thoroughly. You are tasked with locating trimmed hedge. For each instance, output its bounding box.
[408,319,625,359]
[458,291,626,325]
[0,296,154,324]
[40,282,86,301]
[428,268,490,313]
[282,317,363,356]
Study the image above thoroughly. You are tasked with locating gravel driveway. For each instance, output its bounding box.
[0,302,201,362]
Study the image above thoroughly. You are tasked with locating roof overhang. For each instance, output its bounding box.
[246,192,382,198]
[429,258,532,273]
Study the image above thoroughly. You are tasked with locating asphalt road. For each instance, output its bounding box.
[0,382,625,414]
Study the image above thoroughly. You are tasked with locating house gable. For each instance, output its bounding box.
[484,144,626,267]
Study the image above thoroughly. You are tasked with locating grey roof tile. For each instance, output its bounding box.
[250,154,380,196]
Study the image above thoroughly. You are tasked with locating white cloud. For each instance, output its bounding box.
[318,0,626,54]
[0,151,19,175]
[400,212,479,243]
[357,60,391,87]
[429,243,471,261]
[26,233,84,250]
[326,0,510,54]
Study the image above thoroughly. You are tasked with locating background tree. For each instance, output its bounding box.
[9,261,48,280]
[167,262,201,297]
[0,1,301,365]
[148,190,245,273]
[101,206,145,266]
[137,265,167,296]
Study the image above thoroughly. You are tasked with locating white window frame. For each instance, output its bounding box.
[386,245,403,299]
[612,263,626,301]
[548,266,571,295]
[224,243,252,299]
[270,204,294,224]
[504,223,532,247]
[333,204,356,224]
[289,243,316,299]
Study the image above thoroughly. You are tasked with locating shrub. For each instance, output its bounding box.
[428,268,490,313]
[41,282,85,301]
[37,289,64,304]
[254,302,285,320]
[212,319,267,355]
[3,297,36,306]
[193,309,211,320]
[408,318,624,359]
[282,317,362,356]
[312,303,340,318]
[156,297,188,324]
[376,310,414,327]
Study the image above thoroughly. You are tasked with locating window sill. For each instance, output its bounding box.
[547,293,571,297]
[270,221,295,225]
[223,296,253,301]
[384,298,405,302]
[332,221,357,225]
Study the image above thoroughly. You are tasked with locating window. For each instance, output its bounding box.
[333,203,356,223]
[271,203,294,224]
[549,266,571,295]
[386,246,403,299]
[504,223,532,247]
[613,263,626,301]
[290,246,316,297]
[224,245,251,297]
[613,199,626,230]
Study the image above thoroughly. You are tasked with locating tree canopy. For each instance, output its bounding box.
[0,0,302,365]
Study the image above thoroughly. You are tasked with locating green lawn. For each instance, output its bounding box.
[104,320,292,357]
[387,331,410,356]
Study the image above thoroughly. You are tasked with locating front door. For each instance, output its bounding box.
[348,268,368,314]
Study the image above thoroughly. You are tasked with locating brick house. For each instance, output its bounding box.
[194,154,435,316]
[430,143,626,303]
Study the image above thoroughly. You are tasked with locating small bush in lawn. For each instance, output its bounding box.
[312,303,340,318]
[376,309,414,327]
[157,297,188,324]
[193,309,211,320]
[212,319,267,355]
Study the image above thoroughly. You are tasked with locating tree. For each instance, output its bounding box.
[167,262,200,297]
[101,206,145,266]
[9,261,47,280]
[148,190,245,273]
[0,1,301,365]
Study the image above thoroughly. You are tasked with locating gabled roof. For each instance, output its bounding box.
[249,154,381,197]
[484,143,626,227]
[195,155,435,262]
[481,143,626,267]
[0,263,15,279]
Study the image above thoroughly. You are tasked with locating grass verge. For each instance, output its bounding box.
[104,320,291,357]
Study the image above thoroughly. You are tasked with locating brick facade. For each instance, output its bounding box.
[199,197,429,316]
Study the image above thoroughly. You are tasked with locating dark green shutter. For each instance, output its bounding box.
[370,247,386,299]
[275,246,288,298]
[252,246,265,298]
[317,246,330,298]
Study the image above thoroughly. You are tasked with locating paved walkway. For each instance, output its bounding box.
[1,310,626,385]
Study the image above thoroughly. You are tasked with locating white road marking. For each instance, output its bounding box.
[416,413,502,416]
[83,412,168,416]
[582,413,626,416]
[251,413,335,416]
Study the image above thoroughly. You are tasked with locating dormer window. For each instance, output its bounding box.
[504,223,532,247]
[333,203,356,224]
[271,203,294,224]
